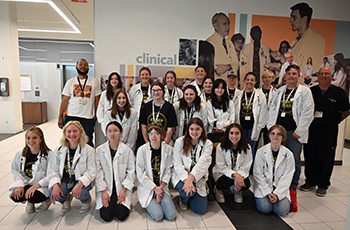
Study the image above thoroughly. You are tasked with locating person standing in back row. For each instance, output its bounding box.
[57,59,101,147]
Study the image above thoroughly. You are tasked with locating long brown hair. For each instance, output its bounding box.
[182,118,207,156]
[110,89,131,119]
[179,85,201,111]
[221,123,249,153]
[22,126,51,157]
[106,72,122,101]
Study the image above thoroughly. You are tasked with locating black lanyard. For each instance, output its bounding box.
[77,76,88,98]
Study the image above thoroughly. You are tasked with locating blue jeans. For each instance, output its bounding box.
[244,128,257,158]
[284,130,302,188]
[175,181,208,215]
[146,193,176,222]
[51,178,92,204]
[255,196,290,216]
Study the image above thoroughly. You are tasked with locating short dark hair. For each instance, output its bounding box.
[291,2,313,25]
[76,58,88,66]
[231,33,245,44]
[286,64,300,75]
[151,81,165,96]
[195,65,207,72]
[106,121,123,133]
[244,72,257,81]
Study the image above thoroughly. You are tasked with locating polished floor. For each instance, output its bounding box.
[0,121,349,230]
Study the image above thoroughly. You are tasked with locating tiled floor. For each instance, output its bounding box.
[0,120,349,230]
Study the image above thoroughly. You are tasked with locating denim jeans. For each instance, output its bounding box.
[244,128,257,158]
[146,193,176,222]
[255,196,290,216]
[51,178,92,204]
[284,130,302,188]
[175,181,208,215]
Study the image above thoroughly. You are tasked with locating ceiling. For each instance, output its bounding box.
[13,0,94,41]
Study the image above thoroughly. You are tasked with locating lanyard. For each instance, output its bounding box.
[185,105,195,125]
[230,149,237,170]
[282,88,296,112]
[77,76,88,98]
[169,88,176,104]
[190,144,198,169]
[152,100,164,124]
[244,89,255,113]
[67,148,80,176]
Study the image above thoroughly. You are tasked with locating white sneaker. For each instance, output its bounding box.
[26,202,35,214]
[36,199,51,213]
[214,185,225,203]
[234,191,243,203]
[79,196,91,214]
[179,197,188,211]
[62,194,73,213]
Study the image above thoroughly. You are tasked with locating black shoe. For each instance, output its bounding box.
[300,183,315,191]
[316,187,327,197]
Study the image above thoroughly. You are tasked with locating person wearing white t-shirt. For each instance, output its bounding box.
[57,59,101,147]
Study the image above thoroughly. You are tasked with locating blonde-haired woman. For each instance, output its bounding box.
[9,126,51,213]
[48,121,96,214]
[136,123,176,222]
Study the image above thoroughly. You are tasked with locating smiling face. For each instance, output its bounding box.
[26,131,42,152]
[228,127,241,148]
[195,67,206,82]
[65,125,81,145]
[184,88,196,105]
[214,83,225,99]
[106,124,122,142]
[76,59,89,75]
[317,66,333,86]
[116,92,127,108]
[140,70,151,84]
[148,128,161,144]
[166,73,175,87]
[214,14,230,37]
[285,67,300,86]
[151,85,164,100]
[244,74,256,90]
[262,74,275,86]
[203,78,213,93]
[269,127,283,145]
[188,123,203,142]
[110,74,119,88]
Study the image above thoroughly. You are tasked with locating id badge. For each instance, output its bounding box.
[79,98,87,105]
[290,98,294,101]
[281,112,286,117]
[245,116,251,121]
[315,111,323,118]
[67,176,75,190]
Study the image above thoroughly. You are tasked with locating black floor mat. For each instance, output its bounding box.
[218,189,293,230]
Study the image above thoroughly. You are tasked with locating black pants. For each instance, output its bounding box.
[216,175,251,191]
[303,125,338,189]
[66,116,95,147]
[99,184,130,222]
[11,185,48,203]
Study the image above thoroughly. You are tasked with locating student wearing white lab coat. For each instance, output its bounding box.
[190,65,207,102]
[103,89,138,152]
[235,72,267,155]
[9,127,52,214]
[95,121,135,222]
[172,118,213,215]
[164,70,183,105]
[48,121,96,214]
[213,123,252,204]
[136,124,176,222]
[206,79,235,137]
[173,85,208,140]
[253,125,295,216]
[97,72,123,139]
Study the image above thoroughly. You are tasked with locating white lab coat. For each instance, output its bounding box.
[256,86,277,111]
[95,141,135,210]
[96,91,113,128]
[136,142,173,208]
[164,85,183,105]
[172,137,213,197]
[206,99,235,133]
[173,101,208,140]
[234,89,267,141]
[268,84,314,143]
[253,144,295,201]
[128,83,152,118]
[9,150,51,198]
[190,81,206,102]
[213,143,252,181]
[47,145,96,190]
[104,108,138,152]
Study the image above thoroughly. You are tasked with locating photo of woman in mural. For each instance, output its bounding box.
[303,57,313,85]
[266,40,290,85]
[332,53,348,93]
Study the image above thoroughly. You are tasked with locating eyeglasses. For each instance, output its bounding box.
[151,89,162,93]
[318,72,331,76]
[148,132,160,136]
[269,132,283,137]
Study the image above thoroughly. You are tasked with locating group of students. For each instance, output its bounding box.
[10,65,311,222]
